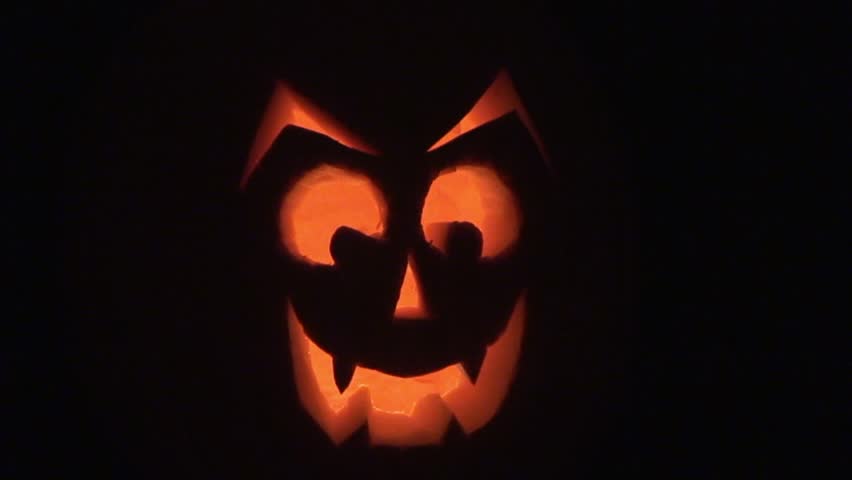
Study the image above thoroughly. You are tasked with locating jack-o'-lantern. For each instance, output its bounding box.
[241,69,550,447]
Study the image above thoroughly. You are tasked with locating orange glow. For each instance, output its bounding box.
[279,165,386,265]
[394,256,426,319]
[427,70,548,162]
[241,82,376,188]
[288,293,525,446]
[422,165,521,257]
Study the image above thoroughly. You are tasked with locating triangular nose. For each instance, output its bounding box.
[394,255,426,319]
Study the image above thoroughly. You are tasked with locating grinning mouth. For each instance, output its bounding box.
[287,292,526,446]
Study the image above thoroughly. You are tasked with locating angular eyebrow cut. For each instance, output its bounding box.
[427,69,548,164]
[241,82,377,189]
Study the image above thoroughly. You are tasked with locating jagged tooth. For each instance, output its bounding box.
[333,357,356,393]
[461,347,487,384]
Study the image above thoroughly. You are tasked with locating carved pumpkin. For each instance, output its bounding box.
[241,70,549,447]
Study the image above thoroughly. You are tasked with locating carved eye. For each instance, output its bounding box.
[279,164,386,265]
[421,165,521,258]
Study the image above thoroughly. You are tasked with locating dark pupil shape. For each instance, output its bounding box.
[443,222,483,261]
[330,226,391,274]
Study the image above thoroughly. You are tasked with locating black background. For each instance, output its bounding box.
[9,1,846,478]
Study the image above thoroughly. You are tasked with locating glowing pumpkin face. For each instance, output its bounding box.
[241,70,548,447]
